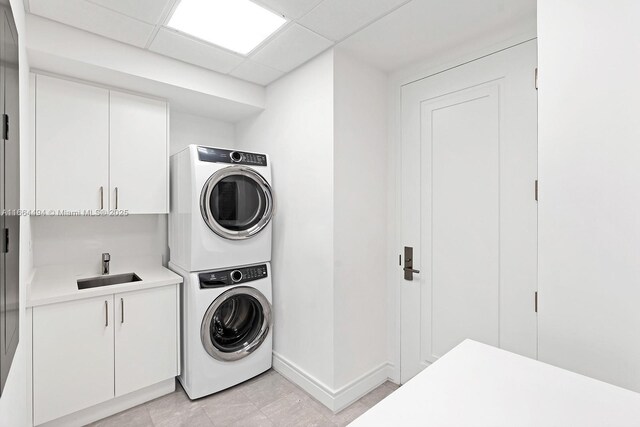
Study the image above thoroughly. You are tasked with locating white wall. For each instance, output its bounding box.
[170,111,235,155]
[0,1,31,426]
[333,49,388,388]
[236,50,336,388]
[236,48,390,406]
[31,215,168,270]
[537,0,640,391]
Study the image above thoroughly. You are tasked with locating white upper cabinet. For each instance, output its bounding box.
[35,75,109,211]
[110,91,168,214]
[34,74,169,214]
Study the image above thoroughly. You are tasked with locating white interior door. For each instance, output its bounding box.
[400,40,538,383]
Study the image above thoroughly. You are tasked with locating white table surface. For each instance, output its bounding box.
[351,340,640,426]
[27,256,183,307]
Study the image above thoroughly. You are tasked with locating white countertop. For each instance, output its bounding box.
[28,257,183,307]
[350,340,640,427]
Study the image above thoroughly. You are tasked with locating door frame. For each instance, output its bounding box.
[386,34,538,384]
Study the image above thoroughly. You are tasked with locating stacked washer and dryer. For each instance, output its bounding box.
[169,145,275,399]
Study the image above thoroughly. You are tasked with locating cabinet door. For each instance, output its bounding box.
[110,91,168,214]
[33,296,114,425]
[35,75,109,211]
[115,285,177,396]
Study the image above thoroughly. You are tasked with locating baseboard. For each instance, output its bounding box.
[332,363,393,412]
[38,378,175,427]
[272,351,335,410]
[272,352,393,413]
[387,362,400,384]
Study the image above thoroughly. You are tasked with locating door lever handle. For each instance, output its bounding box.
[403,246,420,281]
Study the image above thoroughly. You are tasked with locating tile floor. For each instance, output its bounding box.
[88,370,399,427]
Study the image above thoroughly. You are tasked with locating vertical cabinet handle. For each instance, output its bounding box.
[115,187,119,210]
[100,186,104,210]
[121,298,124,324]
[105,300,108,327]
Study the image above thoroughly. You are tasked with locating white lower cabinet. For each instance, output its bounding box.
[33,295,115,426]
[115,286,177,396]
[32,285,179,425]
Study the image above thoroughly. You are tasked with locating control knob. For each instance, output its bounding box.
[230,151,243,162]
[231,270,243,283]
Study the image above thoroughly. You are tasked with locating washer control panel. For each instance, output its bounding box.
[199,264,268,289]
[197,146,267,167]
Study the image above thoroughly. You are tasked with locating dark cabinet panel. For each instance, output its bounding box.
[0,1,20,397]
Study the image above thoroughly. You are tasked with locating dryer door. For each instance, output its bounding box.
[201,286,272,362]
[200,166,274,240]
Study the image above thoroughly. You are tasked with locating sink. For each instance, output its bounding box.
[77,273,142,290]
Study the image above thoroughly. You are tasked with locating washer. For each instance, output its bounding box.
[170,262,273,399]
[169,145,274,271]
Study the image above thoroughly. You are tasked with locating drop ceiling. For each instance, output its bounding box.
[26,0,536,86]
[26,0,412,86]
[338,0,537,72]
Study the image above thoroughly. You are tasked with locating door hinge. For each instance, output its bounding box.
[399,254,402,266]
[2,228,8,253]
[534,291,538,313]
[2,114,8,140]
[534,68,539,90]
[535,180,539,202]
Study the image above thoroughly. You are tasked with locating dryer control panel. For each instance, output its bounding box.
[199,264,268,288]
[197,146,268,167]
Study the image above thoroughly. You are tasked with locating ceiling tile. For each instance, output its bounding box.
[29,0,156,47]
[86,0,176,25]
[338,0,537,72]
[251,24,333,72]
[252,0,323,20]
[299,0,410,41]
[149,28,244,74]
[231,60,284,86]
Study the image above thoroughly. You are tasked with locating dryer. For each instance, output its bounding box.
[170,145,274,271]
[170,262,273,399]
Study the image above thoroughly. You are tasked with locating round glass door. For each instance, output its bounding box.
[201,287,272,361]
[200,166,274,240]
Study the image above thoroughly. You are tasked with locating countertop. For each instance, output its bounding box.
[350,340,640,427]
[27,257,183,307]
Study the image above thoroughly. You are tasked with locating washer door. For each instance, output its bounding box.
[201,287,272,362]
[200,166,274,240]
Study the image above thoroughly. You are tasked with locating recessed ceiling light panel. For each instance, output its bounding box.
[167,0,286,55]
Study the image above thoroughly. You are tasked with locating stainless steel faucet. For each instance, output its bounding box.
[102,253,110,275]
